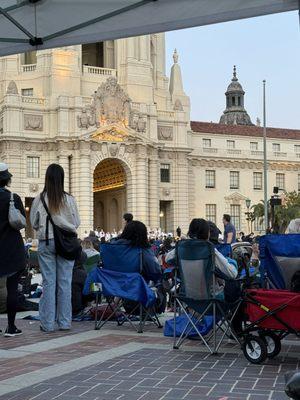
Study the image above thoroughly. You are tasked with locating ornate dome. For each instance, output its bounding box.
[225,66,244,93]
[219,66,253,126]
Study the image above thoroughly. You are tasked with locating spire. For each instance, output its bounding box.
[232,65,237,81]
[173,49,178,64]
[219,66,253,126]
[169,48,184,96]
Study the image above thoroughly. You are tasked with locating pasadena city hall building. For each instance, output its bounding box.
[0,34,299,238]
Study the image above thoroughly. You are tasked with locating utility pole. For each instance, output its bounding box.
[263,80,269,232]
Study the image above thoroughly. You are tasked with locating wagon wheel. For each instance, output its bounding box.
[259,332,281,359]
[242,335,268,364]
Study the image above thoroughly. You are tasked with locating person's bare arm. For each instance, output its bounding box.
[226,232,233,244]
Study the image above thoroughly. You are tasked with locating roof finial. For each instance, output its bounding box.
[173,49,178,64]
[232,65,237,81]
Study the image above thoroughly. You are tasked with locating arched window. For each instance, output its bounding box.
[232,96,236,106]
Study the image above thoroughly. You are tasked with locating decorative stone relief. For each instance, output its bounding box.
[29,183,39,193]
[157,125,173,141]
[163,189,171,196]
[78,77,147,136]
[125,144,135,153]
[173,99,183,111]
[91,142,100,151]
[129,110,147,133]
[77,109,95,129]
[24,114,43,131]
[109,143,118,157]
[7,81,18,95]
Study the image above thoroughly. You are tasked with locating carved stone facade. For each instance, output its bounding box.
[24,114,43,131]
[0,37,299,237]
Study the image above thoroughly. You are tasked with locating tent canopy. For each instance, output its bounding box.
[0,0,298,56]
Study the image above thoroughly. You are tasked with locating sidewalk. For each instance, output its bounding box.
[0,317,298,400]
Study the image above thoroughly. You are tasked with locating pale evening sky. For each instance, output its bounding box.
[165,11,300,130]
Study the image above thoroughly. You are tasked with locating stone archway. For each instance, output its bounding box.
[93,158,131,232]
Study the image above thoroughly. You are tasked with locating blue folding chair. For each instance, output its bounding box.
[259,234,300,289]
[84,242,160,332]
[215,243,232,258]
[173,239,240,354]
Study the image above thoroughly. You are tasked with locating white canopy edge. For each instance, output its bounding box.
[0,0,298,56]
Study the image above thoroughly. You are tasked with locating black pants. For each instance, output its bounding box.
[6,272,21,328]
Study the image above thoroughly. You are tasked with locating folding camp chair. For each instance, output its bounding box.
[83,254,100,274]
[259,234,300,289]
[83,242,161,333]
[173,239,240,354]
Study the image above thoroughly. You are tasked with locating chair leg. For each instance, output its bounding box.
[138,304,143,333]
[94,292,99,330]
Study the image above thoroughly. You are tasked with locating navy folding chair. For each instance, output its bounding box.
[84,242,160,332]
[173,239,240,353]
[259,234,300,289]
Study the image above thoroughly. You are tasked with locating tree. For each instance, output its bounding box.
[251,191,300,233]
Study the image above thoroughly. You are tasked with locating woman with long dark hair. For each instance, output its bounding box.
[118,220,162,283]
[30,164,80,332]
[0,163,25,336]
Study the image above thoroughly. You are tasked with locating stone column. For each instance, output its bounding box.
[57,143,70,193]
[77,141,92,237]
[134,145,149,225]
[148,153,160,229]
[173,152,189,234]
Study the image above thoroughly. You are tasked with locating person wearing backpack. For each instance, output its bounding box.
[0,163,26,336]
[30,164,80,332]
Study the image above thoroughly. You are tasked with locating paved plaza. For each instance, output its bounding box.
[0,317,299,400]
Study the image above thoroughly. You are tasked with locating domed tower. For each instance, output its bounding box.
[219,66,253,125]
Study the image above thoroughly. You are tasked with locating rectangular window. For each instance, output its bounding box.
[273,143,280,152]
[205,170,216,188]
[298,174,300,192]
[253,172,263,190]
[206,204,217,224]
[230,171,239,189]
[227,140,235,149]
[276,173,285,190]
[21,88,33,97]
[27,156,40,178]
[250,142,258,151]
[295,145,300,153]
[230,205,241,231]
[160,164,170,183]
[203,139,211,148]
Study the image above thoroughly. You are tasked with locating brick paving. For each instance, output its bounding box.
[0,318,298,400]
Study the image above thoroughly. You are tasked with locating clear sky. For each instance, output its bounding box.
[166,11,300,130]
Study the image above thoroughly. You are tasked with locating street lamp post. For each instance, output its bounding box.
[263,80,269,232]
[245,198,251,234]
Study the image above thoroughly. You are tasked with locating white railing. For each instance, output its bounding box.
[21,64,37,73]
[196,148,298,161]
[227,149,241,154]
[82,65,117,76]
[251,150,264,156]
[21,96,45,105]
[157,110,175,119]
[274,152,287,157]
[203,147,218,153]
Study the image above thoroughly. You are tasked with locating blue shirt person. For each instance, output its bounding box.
[223,214,236,244]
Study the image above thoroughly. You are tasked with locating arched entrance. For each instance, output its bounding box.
[93,158,127,232]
